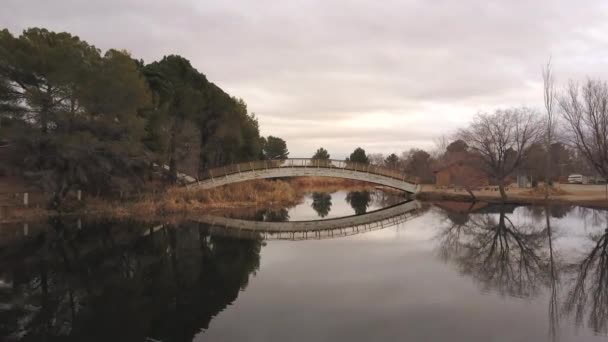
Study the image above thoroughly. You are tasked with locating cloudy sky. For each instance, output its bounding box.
[3,0,608,158]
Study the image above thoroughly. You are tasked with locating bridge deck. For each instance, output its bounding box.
[188,158,420,193]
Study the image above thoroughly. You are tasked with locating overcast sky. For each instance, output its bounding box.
[3,0,608,158]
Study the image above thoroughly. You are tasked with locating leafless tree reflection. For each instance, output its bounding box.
[563,218,608,334]
[545,206,560,342]
[437,204,608,340]
[370,189,405,208]
[437,205,550,298]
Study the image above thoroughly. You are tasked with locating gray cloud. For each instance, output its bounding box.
[3,0,608,157]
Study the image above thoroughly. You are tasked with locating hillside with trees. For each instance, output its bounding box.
[0,28,287,206]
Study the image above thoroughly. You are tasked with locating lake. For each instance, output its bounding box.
[1,189,607,341]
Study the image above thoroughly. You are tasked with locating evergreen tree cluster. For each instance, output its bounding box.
[0,28,286,203]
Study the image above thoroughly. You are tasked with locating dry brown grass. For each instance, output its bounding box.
[524,185,570,197]
[168,179,299,208]
[84,179,302,219]
[2,177,382,222]
[83,178,376,219]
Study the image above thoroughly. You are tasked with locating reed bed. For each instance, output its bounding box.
[3,177,379,222]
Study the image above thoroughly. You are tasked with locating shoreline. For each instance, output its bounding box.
[0,177,377,223]
[2,180,607,224]
[417,183,608,209]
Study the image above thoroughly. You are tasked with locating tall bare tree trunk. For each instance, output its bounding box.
[498,180,507,201]
[464,186,477,201]
[543,58,556,200]
[546,205,559,339]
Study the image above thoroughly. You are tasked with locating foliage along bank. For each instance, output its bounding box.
[0,27,288,206]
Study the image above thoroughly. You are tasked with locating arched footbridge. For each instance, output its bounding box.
[143,200,426,241]
[187,158,420,194]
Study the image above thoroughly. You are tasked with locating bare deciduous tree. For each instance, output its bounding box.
[543,59,557,199]
[457,107,542,200]
[368,153,385,166]
[558,79,608,181]
[431,134,451,160]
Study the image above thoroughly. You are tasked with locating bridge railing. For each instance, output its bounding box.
[203,158,419,184]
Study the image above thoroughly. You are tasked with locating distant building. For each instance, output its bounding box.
[517,174,532,188]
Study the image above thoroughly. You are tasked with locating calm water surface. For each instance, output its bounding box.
[1,189,608,341]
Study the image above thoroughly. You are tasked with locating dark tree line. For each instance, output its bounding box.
[0,28,288,205]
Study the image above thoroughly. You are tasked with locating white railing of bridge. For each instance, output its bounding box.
[203,158,419,184]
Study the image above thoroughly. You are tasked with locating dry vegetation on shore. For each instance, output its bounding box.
[287,177,376,192]
[418,183,608,208]
[88,177,375,218]
[1,177,377,222]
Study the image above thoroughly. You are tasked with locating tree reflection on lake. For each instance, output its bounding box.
[0,219,262,342]
[2,200,608,341]
[437,204,550,298]
[437,202,608,338]
[311,192,332,218]
[255,207,290,222]
[345,191,371,215]
[563,221,608,334]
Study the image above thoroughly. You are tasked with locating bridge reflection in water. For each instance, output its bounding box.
[146,200,426,241]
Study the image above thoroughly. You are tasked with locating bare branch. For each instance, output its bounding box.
[457,107,542,200]
[558,79,608,179]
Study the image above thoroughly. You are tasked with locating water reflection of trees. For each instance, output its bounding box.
[545,206,560,341]
[438,205,550,298]
[254,207,290,222]
[575,206,608,228]
[563,226,608,334]
[311,192,332,218]
[437,203,608,338]
[0,218,262,341]
[370,189,405,208]
[345,191,371,215]
[522,204,573,222]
